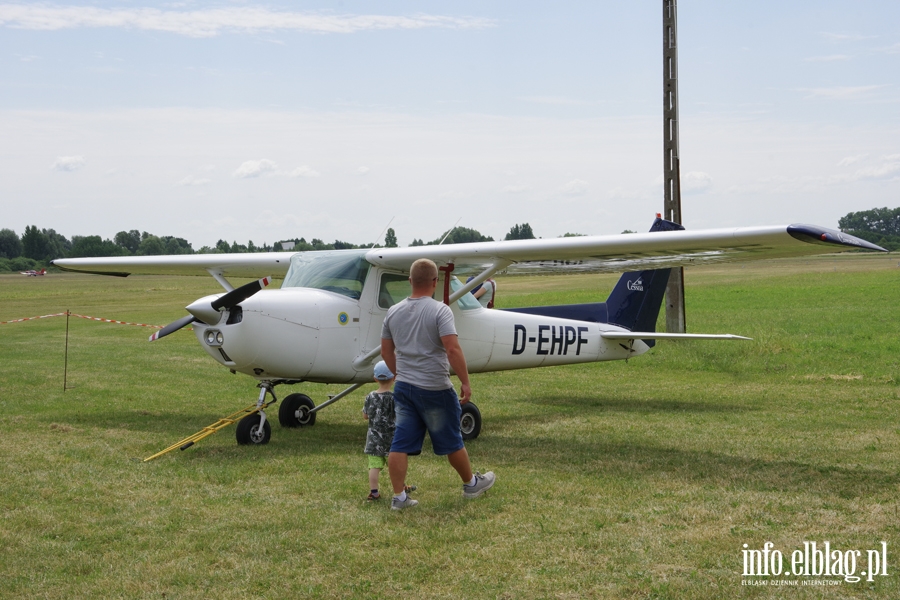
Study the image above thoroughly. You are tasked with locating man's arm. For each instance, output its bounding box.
[381,338,397,378]
[441,334,471,403]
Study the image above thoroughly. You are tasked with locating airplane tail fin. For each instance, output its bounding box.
[501,217,682,346]
[603,217,682,345]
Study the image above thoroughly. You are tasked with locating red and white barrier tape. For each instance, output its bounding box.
[1,312,165,329]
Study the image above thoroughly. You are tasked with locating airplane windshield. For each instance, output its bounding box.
[283,250,371,300]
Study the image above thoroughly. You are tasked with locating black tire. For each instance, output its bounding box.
[278,393,316,428]
[460,402,482,440]
[236,414,272,445]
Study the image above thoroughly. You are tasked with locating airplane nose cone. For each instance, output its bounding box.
[186,295,224,325]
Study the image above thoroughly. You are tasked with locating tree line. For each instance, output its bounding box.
[0,222,542,272]
[838,207,900,251]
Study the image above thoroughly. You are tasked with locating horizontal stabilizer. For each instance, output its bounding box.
[600,332,751,341]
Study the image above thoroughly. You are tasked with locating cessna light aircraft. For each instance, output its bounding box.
[20,268,46,276]
[53,218,885,448]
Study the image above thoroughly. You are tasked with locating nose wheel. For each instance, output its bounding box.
[236,414,271,445]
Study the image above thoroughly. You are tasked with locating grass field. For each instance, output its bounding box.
[1,254,898,599]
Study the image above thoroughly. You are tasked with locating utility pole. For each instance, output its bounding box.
[663,0,686,333]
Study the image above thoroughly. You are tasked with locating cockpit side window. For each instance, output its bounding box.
[449,277,483,311]
[378,273,411,309]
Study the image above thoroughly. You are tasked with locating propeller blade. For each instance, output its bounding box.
[211,276,272,312]
[149,314,198,342]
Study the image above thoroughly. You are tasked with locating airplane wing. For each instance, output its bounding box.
[365,224,886,274]
[51,223,885,279]
[51,253,296,278]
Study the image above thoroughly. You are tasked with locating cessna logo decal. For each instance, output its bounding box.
[627,278,644,291]
[512,324,588,356]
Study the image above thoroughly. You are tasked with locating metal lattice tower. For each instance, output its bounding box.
[663,0,686,333]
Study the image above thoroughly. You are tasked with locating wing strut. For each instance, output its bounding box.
[447,259,512,305]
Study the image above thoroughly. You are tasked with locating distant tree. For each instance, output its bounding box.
[162,236,193,254]
[114,230,141,254]
[0,256,38,272]
[216,239,231,253]
[839,206,900,236]
[385,227,398,248]
[621,230,636,234]
[505,223,535,240]
[409,238,425,247]
[273,241,284,251]
[43,229,71,260]
[137,235,166,256]
[561,232,586,237]
[21,226,48,261]
[428,227,493,245]
[230,241,248,253]
[0,228,22,259]
[839,206,900,251]
[69,235,128,258]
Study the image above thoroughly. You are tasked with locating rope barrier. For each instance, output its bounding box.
[1,311,166,329]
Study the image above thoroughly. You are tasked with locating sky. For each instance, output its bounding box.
[1,1,898,249]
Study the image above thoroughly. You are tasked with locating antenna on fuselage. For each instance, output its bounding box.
[438,217,462,245]
[372,216,395,248]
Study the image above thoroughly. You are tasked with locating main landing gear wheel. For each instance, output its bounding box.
[460,402,482,441]
[236,414,271,445]
[279,393,316,428]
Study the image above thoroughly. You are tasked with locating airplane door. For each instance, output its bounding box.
[361,270,411,365]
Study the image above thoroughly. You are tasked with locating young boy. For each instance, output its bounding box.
[362,361,415,501]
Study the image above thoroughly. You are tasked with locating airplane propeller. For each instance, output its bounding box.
[149,276,272,342]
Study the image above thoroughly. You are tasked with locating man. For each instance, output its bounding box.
[381,258,495,510]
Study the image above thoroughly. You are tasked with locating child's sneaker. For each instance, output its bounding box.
[366,491,381,501]
[462,471,495,499]
[404,484,417,494]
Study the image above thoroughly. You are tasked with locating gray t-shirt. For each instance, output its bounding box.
[381,296,457,390]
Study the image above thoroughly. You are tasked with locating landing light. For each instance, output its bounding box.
[205,330,224,347]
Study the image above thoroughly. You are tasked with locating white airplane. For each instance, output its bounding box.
[52,218,885,450]
[20,268,46,276]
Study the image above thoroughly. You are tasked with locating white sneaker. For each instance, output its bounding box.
[391,495,419,511]
[463,471,495,499]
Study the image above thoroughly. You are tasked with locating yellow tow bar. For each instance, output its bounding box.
[143,400,276,462]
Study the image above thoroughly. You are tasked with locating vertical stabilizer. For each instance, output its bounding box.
[604,218,684,344]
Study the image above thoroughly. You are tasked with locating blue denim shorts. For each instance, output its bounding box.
[390,381,464,456]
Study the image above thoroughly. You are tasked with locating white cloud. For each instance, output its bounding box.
[51,155,84,171]
[289,165,320,178]
[357,166,370,175]
[503,184,529,193]
[560,179,588,195]
[682,171,712,193]
[177,176,211,186]
[837,154,868,167]
[803,54,850,63]
[819,32,878,42]
[829,154,900,183]
[233,159,277,178]
[800,85,884,100]
[518,96,586,106]
[0,5,494,38]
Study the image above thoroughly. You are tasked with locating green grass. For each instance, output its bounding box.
[1,254,898,599]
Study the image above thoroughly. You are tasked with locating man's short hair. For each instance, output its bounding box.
[410,258,438,288]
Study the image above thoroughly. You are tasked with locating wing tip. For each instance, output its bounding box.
[787,224,887,252]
